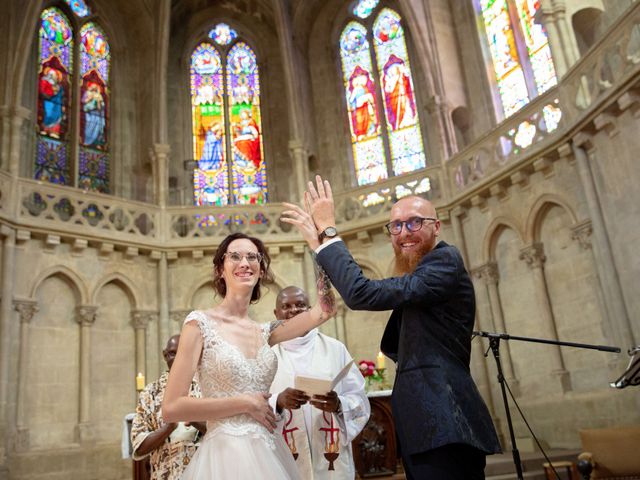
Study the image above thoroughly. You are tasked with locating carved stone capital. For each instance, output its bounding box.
[472,262,500,285]
[572,132,595,151]
[571,220,593,250]
[131,311,157,329]
[13,299,38,324]
[519,243,546,269]
[76,306,98,326]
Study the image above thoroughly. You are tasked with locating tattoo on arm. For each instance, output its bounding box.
[316,267,335,315]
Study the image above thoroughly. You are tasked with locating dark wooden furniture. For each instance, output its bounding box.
[352,390,399,477]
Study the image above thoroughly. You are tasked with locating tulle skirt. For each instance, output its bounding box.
[181,430,300,479]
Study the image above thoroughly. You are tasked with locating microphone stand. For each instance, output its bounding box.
[473,330,620,480]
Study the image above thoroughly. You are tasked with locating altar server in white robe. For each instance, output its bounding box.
[270,286,370,480]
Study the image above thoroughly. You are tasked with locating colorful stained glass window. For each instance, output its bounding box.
[479,0,558,118]
[79,22,110,192]
[373,9,426,176]
[479,0,530,117]
[340,6,428,187]
[340,22,387,186]
[63,0,90,17]
[35,3,111,193]
[515,0,557,93]
[353,0,380,19]
[227,42,267,205]
[36,7,73,185]
[209,23,238,46]
[190,33,268,207]
[191,43,228,206]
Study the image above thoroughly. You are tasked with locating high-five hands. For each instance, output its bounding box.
[281,175,337,248]
[305,175,336,235]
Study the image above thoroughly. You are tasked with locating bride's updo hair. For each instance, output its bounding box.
[212,232,274,303]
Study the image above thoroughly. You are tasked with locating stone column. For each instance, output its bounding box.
[157,253,170,372]
[519,243,571,392]
[13,298,39,452]
[289,139,310,202]
[572,138,635,346]
[0,226,17,455]
[552,1,580,67]
[539,4,567,76]
[473,262,519,394]
[451,208,499,412]
[75,305,97,443]
[8,106,30,177]
[131,311,153,379]
[150,144,171,209]
[272,0,312,200]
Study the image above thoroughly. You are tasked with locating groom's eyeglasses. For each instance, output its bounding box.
[224,252,263,263]
[385,217,437,235]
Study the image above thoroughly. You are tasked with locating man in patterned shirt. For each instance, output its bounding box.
[131,335,206,479]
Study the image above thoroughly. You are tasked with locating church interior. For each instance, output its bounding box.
[0,0,639,478]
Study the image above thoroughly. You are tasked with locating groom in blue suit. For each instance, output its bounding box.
[282,176,501,480]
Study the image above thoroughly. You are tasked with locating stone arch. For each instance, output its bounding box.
[482,216,524,263]
[572,6,604,56]
[29,265,88,305]
[91,273,140,309]
[525,194,579,244]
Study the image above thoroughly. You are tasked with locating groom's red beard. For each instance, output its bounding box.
[393,242,433,275]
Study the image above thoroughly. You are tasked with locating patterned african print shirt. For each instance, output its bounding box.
[131,371,201,480]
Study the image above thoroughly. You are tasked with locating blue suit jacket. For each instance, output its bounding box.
[317,240,501,456]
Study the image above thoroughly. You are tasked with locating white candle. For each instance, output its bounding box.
[136,372,145,391]
[376,351,385,369]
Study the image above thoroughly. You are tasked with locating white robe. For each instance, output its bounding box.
[270,329,370,480]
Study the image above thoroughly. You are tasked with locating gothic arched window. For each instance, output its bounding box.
[340,2,428,187]
[477,0,557,118]
[36,1,111,193]
[190,23,267,206]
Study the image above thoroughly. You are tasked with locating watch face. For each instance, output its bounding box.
[324,227,338,237]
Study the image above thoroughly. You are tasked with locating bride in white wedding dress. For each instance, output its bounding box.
[163,231,335,479]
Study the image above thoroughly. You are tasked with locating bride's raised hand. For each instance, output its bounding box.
[281,201,320,250]
[243,392,277,432]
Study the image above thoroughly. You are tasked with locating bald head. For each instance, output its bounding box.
[389,195,441,274]
[391,196,437,220]
[163,335,180,370]
[275,286,310,321]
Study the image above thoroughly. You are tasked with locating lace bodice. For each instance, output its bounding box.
[184,310,278,448]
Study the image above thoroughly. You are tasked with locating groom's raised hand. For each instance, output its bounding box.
[306,175,336,236]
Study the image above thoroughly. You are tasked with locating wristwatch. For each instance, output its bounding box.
[319,226,338,241]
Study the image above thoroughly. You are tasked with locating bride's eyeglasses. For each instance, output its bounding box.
[224,252,263,264]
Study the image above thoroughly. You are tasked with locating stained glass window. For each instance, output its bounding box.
[209,23,238,46]
[35,3,111,193]
[353,0,379,19]
[340,22,387,186]
[227,42,267,205]
[79,22,110,192]
[478,0,557,118]
[373,9,426,176]
[36,7,73,185]
[190,34,268,206]
[191,43,228,206]
[63,0,90,17]
[340,7,428,187]
[515,0,557,93]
